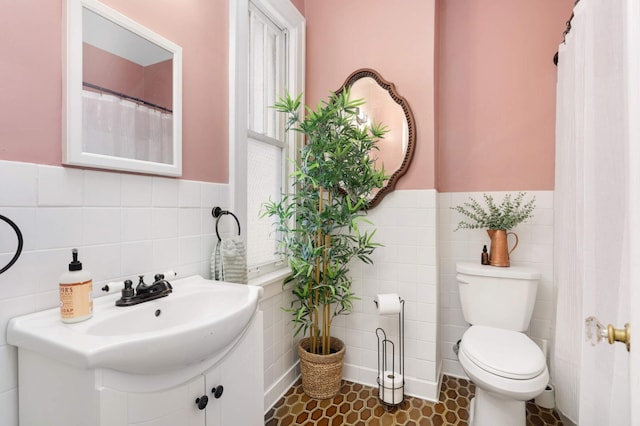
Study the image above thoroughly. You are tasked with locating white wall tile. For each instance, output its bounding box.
[32,249,72,293]
[0,345,18,393]
[0,388,18,426]
[0,295,36,346]
[438,190,556,376]
[0,161,557,416]
[37,166,83,206]
[82,208,121,245]
[84,171,121,206]
[178,208,201,237]
[152,238,179,272]
[82,244,122,284]
[201,183,229,209]
[0,161,37,206]
[121,241,156,277]
[35,208,83,249]
[201,208,217,235]
[178,236,201,265]
[0,207,36,253]
[152,177,178,207]
[151,208,178,239]
[121,208,153,242]
[121,174,152,207]
[178,180,201,207]
[1,162,233,424]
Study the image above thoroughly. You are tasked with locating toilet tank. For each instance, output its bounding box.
[456,262,541,331]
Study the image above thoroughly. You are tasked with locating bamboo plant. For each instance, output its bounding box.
[263,90,387,355]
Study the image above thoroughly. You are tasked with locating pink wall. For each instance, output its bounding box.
[0,1,62,166]
[438,0,573,192]
[83,43,145,100]
[1,1,573,188]
[84,44,173,111]
[290,0,304,16]
[0,0,228,183]
[144,59,173,110]
[304,0,437,190]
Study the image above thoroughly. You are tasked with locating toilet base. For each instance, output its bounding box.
[469,388,525,426]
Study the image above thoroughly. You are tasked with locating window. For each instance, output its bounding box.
[229,0,304,279]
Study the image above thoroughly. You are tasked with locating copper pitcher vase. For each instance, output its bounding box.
[487,229,519,267]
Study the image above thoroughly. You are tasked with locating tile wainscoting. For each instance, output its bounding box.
[0,160,231,424]
[438,191,555,378]
[1,164,556,421]
[256,189,440,413]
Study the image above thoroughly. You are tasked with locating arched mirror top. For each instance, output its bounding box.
[336,68,416,208]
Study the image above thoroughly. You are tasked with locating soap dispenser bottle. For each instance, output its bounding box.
[59,248,93,323]
[481,245,490,265]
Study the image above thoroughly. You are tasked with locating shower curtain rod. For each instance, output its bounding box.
[554,0,581,66]
[82,81,173,113]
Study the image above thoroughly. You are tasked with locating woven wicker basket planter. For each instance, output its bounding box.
[297,337,345,399]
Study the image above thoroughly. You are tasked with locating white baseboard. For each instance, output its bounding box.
[557,410,577,426]
[442,358,468,380]
[342,363,442,402]
[264,361,300,414]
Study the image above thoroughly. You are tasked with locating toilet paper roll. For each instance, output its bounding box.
[535,384,555,409]
[375,294,401,315]
[379,371,403,405]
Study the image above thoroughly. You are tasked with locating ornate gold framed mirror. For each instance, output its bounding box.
[336,68,416,208]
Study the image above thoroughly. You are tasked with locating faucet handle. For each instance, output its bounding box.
[121,279,134,298]
[154,273,165,282]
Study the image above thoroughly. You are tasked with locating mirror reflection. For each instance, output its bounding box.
[64,0,182,176]
[336,69,416,208]
[82,7,174,164]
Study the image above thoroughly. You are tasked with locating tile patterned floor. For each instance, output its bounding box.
[264,375,563,425]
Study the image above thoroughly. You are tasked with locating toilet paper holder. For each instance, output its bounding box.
[375,296,405,406]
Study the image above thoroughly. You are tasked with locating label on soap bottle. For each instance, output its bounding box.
[60,279,93,322]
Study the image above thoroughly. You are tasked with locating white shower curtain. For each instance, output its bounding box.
[553,0,632,424]
[82,90,173,164]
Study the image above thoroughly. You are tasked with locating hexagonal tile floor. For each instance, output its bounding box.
[264,375,563,425]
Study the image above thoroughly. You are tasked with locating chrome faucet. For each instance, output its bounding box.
[115,274,173,306]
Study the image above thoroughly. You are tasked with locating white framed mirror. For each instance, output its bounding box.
[63,0,183,176]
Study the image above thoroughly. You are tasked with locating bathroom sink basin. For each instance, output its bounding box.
[7,275,262,374]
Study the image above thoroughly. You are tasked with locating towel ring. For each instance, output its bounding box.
[0,214,24,275]
[212,207,241,242]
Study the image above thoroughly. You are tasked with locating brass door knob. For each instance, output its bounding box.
[585,316,631,352]
[607,323,631,352]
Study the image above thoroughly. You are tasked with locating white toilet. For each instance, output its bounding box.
[456,262,549,426]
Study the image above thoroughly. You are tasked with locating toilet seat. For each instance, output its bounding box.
[460,326,546,380]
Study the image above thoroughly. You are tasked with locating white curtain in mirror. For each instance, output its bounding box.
[82,90,173,164]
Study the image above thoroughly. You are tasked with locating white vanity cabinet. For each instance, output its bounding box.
[99,376,206,425]
[16,312,263,426]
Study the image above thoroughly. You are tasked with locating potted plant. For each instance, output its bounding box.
[262,90,387,399]
[451,192,535,266]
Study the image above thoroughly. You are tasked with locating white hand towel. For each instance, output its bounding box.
[211,237,247,284]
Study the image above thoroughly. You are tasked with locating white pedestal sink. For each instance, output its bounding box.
[7,275,263,374]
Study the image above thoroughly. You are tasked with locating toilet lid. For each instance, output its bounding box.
[460,326,546,380]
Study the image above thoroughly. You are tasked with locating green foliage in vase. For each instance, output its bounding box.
[262,90,387,355]
[451,192,536,231]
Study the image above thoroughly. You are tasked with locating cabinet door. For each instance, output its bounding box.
[203,367,222,425]
[205,311,264,426]
[100,375,206,426]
